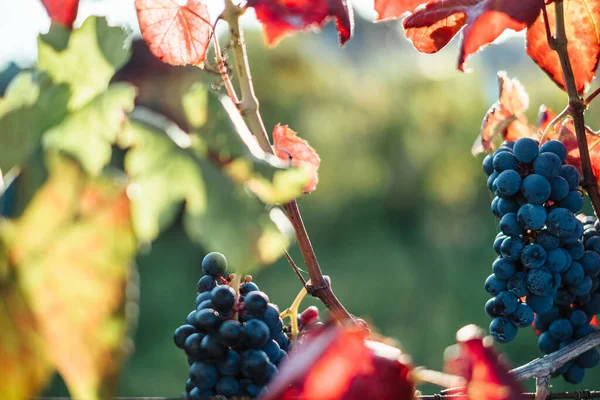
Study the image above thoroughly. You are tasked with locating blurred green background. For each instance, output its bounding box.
[6,8,600,397]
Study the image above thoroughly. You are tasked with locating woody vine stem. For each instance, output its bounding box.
[220,0,354,322]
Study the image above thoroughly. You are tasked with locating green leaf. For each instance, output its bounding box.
[43,84,136,175]
[123,119,293,270]
[38,17,131,109]
[0,72,69,173]
[8,156,137,400]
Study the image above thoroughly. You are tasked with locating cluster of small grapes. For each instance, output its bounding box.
[533,216,600,383]
[173,252,292,399]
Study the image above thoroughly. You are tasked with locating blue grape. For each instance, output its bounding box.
[513,138,539,163]
[490,317,518,343]
[495,170,522,197]
[534,152,562,178]
[493,151,518,172]
[195,292,212,308]
[201,252,228,277]
[562,261,585,286]
[242,319,270,349]
[500,237,524,261]
[184,333,205,359]
[549,176,570,202]
[241,349,269,380]
[190,361,219,389]
[491,197,501,218]
[560,165,581,190]
[549,318,574,341]
[186,311,196,325]
[547,208,578,238]
[244,291,269,316]
[216,376,240,397]
[497,198,520,216]
[494,233,507,254]
[564,364,585,384]
[569,309,590,327]
[584,227,600,241]
[517,204,547,230]
[492,258,516,280]
[527,293,554,313]
[526,267,555,296]
[576,348,600,368]
[495,291,518,315]
[488,171,499,192]
[185,378,194,393]
[537,230,561,250]
[538,331,560,354]
[197,275,217,293]
[273,332,290,350]
[193,309,221,333]
[558,190,584,213]
[262,339,282,363]
[585,236,600,253]
[200,334,228,361]
[219,320,242,347]
[562,221,584,244]
[507,272,527,297]
[175,325,198,349]
[580,251,600,277]
[483,154,494,175]
[509,303,534,327]
[500,213,524,236]
[564,241,585,260]
[554,361,574,376]
[540,140,567,163]
[545,248,569,272]
[485,298,500,318]
[575,323,597,339]
[211,285,236,313]
[189,387,214,399]
[217,350,241,376]
[240,282,259,295]
[521,174,551,204]
[521,244,546,269]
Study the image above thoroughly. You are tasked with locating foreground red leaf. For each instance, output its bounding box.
[445,325,527,400]
[247,0,354,47]
[273,124,321,193]
[262,326,414,400]
[472,72,536,155]
[374,0,427,21]
[526,0,600,93]
[135,0,212,66]
[41,0,80,28]
[403,0,542,70]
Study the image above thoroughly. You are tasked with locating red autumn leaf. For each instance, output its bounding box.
[273,124,321,193]
[526,0,600,94]
[41,0,80,29]
[536,105,558,133]
[472,72,537,155]
[445,325,527,400]
[374,0,428,21]
[262,326,414,400]
[246,0,354,47]
[592,315,599,327]
[403,0,542,70]
[135,0,212,67]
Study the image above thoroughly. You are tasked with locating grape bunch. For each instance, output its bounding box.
[174,252,292,399]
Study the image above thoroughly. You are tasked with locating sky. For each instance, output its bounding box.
[0,0,379,69]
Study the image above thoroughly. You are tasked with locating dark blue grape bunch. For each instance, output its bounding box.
[174,252,292,399]
[483,138,585,342]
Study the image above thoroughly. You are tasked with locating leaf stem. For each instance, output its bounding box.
[212,32,239,102]
[546,0,600,216]
[221,0,354,323]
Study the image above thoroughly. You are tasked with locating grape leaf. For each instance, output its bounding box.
[43,84,136,175]
[374,0,428,21]
[41,0,80,29]
[6,156,136,400]
[38,17,131,109]
[135,0,212,67]
[247,0,354,46]
[445,325,527,400]
[403,0,542,70]
[472,72,536,155]
[273,124,320,193]
[0,72,69,173]
[264,326,414,400]
[121,118,293,269]
[527,0,600,93]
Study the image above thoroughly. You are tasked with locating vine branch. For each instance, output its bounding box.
[221,0,354,323]
[415,391,600,400]
[545,0,600,216]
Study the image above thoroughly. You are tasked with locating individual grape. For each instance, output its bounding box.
[540,140,567,163]
[562,221,584,244]
[201,252,228,277]
[488,171,499,192]
[489,317,518,343]
[244,383,265,398]
[569,309,590,327]
[200,334,228,361]
[495,170,522,197]
[216,376,241,397]
[483,154,494,175]
[576,348,600,368]
[276,349,288,366]
[272,332,290,350]
[562,262,585,286]
[507,272,527,297]
[537,230,561,250]
[184,333,206,359]
[513,138,539,163]
[560,165,581,190]
[569,276,593,296]
[197,275,217,293]
[219,320,243,347]
[189,387,214,399]
[499,213,524,236]
[559,191,584,213]
[496,197,520,216]
[521,174,551,205]
[564,364,585,384]
[195,292,212,308]
[494,291,518,315]
[194,309,221,333]
[262,340,282,363]
[580,251,600,277]
[217,349,241,376]
[253,362,277,386]
[244,291,269,316]
[211,285,236,313]
[534,152,562,179]
[547,208,578,238]
[494,233,507,254]
[492,258,516,280]
[538,331,560,354]
[500,237,524,261]
[584,228,600,241]
[485,298,500,318]
[549,176,570,202]
[509,303,534,327]
[196,300,214,311]
[186,311,196,325]
[585,236,600,253]
[545,248,568,273]
[493,152,518,172]
[517,204,547,230]
[190,361,219,389]
[242,319,270,349]
[521,244,546,269]
[241,349,269,380]
[526,293,554,313]
[262,304,282,332]
[175,325,198,349]
[526,267,554,296]
[240,282,259,295]
[564,241,585,261]
[549,318,574,341]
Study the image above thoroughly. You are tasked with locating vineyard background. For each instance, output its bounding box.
[4,0,600,397]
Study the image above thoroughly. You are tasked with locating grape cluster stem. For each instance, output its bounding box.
[220,0,354,323]
[542,0,600,217]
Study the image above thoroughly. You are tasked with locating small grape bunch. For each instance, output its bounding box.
[483,138,587,343]
[174,252,292,399]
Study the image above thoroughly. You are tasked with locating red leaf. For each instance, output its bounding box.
[262,326,414,400]
[526,0,600,94]
[472,72,536,155]
[592,315,599,327]
[135,0,212,67]
[403,0,542,70]
[247,0,354,47]
[446,325,527,400]
[536,105,558,132]
[273,124,321,193]
[374,0,429,21]
[41,0,80,29]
